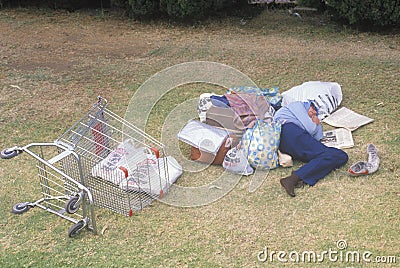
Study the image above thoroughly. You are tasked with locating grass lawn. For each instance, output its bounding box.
[0,7,399,267]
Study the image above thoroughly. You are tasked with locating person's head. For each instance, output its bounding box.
[304,101,318,118]
[308,102,318,118]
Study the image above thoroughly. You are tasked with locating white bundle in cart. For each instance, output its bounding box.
[91,139,182,196]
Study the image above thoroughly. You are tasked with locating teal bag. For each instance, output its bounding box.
[242,119,281,171]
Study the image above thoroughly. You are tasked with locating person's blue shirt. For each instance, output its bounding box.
[273,101,323,141]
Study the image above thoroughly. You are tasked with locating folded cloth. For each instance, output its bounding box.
[225,93,270,129]
[210,95,230,107]
[227,85,282,109]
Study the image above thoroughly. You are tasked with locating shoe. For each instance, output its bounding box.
[295,180,304,189]
[280,172,301,197]
[366,144,379,174]
[348,161,368,176]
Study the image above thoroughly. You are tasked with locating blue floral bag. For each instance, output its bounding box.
[242,119,281,171]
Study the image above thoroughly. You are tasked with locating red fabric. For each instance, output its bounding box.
[92,122,105,155]
[225,93,269,129]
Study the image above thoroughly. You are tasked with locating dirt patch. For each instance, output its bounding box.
[1,10,158,74]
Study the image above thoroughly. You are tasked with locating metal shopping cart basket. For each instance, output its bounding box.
[57,97,171,216]
[2,97,172,236]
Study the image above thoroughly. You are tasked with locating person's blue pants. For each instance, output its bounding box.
[279,123,348,186]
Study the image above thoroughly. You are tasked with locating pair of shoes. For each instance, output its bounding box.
[348,144,380,176]
[280,172,301,197]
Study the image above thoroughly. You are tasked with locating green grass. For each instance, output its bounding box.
[0,8,399,267]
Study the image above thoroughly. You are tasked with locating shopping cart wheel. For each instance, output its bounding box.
[65,196,80,214]
[1,148,22,159]
[68,220,86,238]
[12,202,30,214]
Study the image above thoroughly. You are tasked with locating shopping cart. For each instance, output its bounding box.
[2,97,172,237]
[54,96,171,217]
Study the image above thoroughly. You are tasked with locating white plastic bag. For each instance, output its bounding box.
[278,150,293,167]
[91,139,182,196]
[119,155,182,196]
[281,81,342,119]
[223,143,254,176]
[91,139,147,185]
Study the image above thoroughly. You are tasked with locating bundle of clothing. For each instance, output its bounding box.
[198,85,281,129]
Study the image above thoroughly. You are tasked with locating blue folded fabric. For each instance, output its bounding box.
[210,95,230,107]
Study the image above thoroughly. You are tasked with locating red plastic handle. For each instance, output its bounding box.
[119,166,129,178]
[150,147,160,159]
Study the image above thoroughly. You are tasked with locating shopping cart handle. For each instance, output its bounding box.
[96,96,108,108]
[150,147,160,159]
[1,147,23,159]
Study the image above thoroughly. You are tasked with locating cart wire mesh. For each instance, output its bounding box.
[56,97,170,216]
[37,157,79,213]
[22,143,97,234]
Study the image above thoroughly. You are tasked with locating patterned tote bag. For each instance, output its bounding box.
[242,119,281,171]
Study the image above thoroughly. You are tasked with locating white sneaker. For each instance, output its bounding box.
[348,161,369,176]
[366,143,379,174]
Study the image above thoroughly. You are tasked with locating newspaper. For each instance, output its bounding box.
[321,128,354,149]
[322,107,374,131]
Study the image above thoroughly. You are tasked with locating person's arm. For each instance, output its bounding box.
[313,123,323,141]
[287,102,323,140]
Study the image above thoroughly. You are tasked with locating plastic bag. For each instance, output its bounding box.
[281,81,342,119]
[91,139,148,185]
[223,143,254,176]
[242,119,281,171]
[119,155,182,196]
[278,150,293,167]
